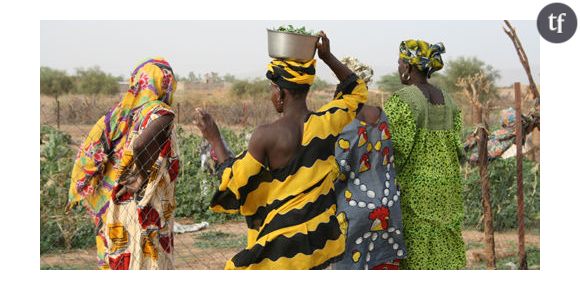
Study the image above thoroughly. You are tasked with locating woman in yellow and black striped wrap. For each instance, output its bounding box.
[194,32,368,269]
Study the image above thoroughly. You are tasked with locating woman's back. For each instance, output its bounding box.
[209,74,368,269]
[387,85,461,175]
[384,84,465,269]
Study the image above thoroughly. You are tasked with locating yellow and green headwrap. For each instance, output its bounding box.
[266,58,316,90]
[399,39,446,78]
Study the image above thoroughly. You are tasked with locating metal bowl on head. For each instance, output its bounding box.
[267,29,320,62]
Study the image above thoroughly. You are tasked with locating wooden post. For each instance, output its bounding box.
[177,102,181,125]
[504,21,540,102]
[478,123,496,269]
[456,74,497,268]
[56,96,60,130]
[514,82,528,270]
[380,92,384,108]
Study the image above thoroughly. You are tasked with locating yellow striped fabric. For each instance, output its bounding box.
[211,73,368,269]
[266,59,316,90]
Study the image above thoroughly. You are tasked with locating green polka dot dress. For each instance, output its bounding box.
[383,85,466,270]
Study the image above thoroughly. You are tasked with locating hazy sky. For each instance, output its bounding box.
[40,20,539,86]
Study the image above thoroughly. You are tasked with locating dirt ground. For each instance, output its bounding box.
[40,221,247,270]
[462,229,540,269]
[40,220,539,270]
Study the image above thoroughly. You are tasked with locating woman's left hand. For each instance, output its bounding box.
[193,107,231,164]
[116,172,147,199]
[193,108,221,144]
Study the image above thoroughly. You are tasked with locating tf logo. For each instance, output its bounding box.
[538,2,577,43]
[549,11,567,34]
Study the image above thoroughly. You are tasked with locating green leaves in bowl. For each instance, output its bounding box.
[275,25,318,36]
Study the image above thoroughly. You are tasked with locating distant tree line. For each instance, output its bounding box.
[40,66,121,97]
[40,66,122,128]
[174,71,236,84]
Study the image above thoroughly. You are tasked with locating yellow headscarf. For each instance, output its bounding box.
[266,58,316,90]
[399,39,446,78]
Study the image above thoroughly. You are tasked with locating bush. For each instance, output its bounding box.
[173,126,248,222]
[41,123,540,252]
[229,79,270,99]
[462,158,540,231]
[73,66,120,96]
[40,126,94,253]
[40,67,73,98]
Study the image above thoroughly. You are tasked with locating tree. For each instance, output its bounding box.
[443,57,500,102]
[203,72,223,84]
[73,66,120,96]
[40,67,73,129]
[377,72,404,94]
[443,57,501,126]
[310,78,333,92]
[223,73,237,83]
[187,72,199,83]
[456,72,494,124]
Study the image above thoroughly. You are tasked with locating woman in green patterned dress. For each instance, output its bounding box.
[383,40,466,269]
